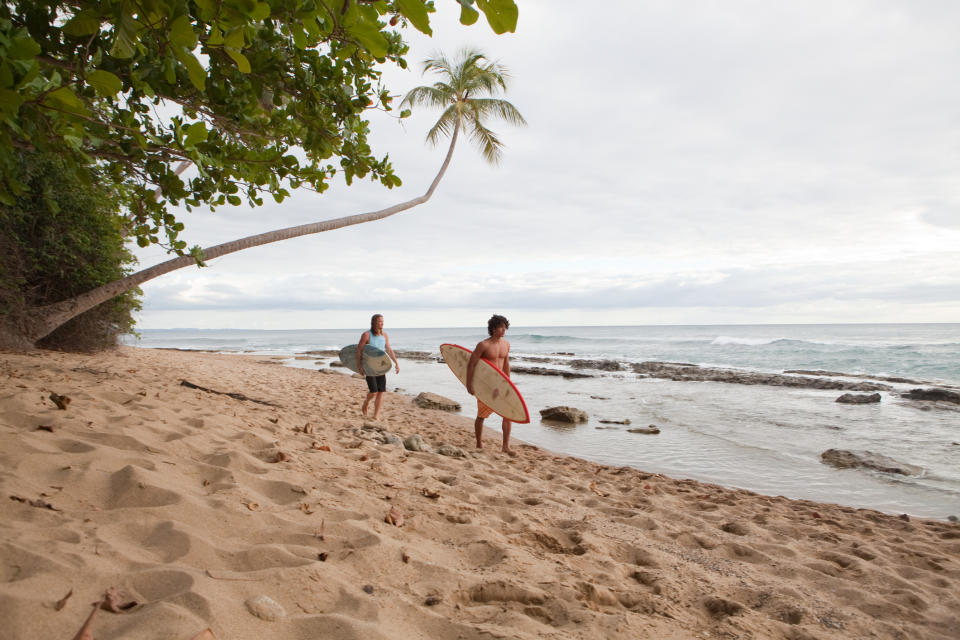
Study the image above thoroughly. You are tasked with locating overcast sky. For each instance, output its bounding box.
[132,0,960,330]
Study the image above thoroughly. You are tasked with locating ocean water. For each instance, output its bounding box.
[124,324,960,519]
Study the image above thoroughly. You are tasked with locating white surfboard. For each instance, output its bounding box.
[440,343,530,423]
[339,344,393,376]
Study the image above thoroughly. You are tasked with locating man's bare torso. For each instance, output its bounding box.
[476,336,510,370]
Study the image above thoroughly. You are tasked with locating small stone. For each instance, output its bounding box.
[362,585,375,595]
[539,406,588,423]
[403,434,430,452]
[436,443,466,458]
[947,515,958,523]
[627,425,660,435]
[413,392,461,411]
[377,433,403,447]
[424,595,443,606]
[245,595,286,621]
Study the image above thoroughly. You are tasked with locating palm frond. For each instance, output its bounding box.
[467,98,528,127]
[425,107,459,147]
[401,85,444,109]
[465,116,504,165]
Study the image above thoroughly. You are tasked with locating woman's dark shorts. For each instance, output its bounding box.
[366,375,386,393]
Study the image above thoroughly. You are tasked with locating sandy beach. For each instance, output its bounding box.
[1,347,958,640]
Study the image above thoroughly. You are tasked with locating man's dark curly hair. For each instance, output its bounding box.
[487,314,510,336]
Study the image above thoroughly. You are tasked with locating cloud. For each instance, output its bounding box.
[131,0,960,328]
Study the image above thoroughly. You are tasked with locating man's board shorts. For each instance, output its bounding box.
[477,399,494,419]
[366,375,386,393]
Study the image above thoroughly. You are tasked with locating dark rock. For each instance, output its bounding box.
[631,362,890,391]
[627,425,660,435]
[786,369,923,385]
[835,393,881,404]
[540,406,588,423]
[511,366,593,379]
[599,418,631,425]
[902,388,960,405]
[413,392,461,411]
[820,449,923,476]
[570,359,622,371]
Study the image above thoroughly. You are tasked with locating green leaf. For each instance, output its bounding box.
[345,20,388,58]
[396,0,432,35]
[7,34,41,60]
[173,47,207,90]
[223,27,245,49]
[63,10,103,37]
[0,62,13,89]
[193,0,216,20]
[292,27,307,50]
[169,15,198,49]
[399,108,411,118]
[225,48,251,73]
[207,27,224,46]
[110,11,140,59]
[43,87,90,115]
[0,88,25,119]
[62,133,84,150]
[250,2,271,21]
[459,4,480,26]
[476,0,518,34]
[87,69,123,96]
[227,194,241,206]
[184,121,208,147]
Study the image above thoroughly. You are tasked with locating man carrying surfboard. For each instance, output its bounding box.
[467,314,515,455]
[357,314,399,421]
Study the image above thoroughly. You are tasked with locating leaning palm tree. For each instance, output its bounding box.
[402,48,527,168]
[2,49,526,350]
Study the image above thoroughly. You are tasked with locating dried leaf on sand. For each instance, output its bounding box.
[385,506,404,527]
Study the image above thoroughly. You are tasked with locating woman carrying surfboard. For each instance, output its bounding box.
[357,314,399,421]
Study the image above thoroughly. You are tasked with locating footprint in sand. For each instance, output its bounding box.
[107,465,181,509]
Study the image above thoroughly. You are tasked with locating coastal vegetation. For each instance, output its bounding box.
[0,0,520,350]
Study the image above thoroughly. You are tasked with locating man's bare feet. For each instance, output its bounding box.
[501,447,516,457]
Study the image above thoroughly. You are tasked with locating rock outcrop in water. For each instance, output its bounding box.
[902,388,960,405]
[631,362,891,391]
[540,406,588,423]
[511,366,593,379]
[836,393,882,404]
[570,359,623,371]
[820,449,923,476]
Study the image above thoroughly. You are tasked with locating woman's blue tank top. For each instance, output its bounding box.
[368,333,386,350]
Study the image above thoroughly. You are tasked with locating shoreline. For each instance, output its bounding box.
[2,346,958,639]
[151,346,960,520]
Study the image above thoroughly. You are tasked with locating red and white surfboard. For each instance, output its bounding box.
[439,343,530,423]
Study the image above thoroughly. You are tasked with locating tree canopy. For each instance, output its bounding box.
[0,0,518,259]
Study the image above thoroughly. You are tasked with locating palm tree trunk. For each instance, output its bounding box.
[12,123,461,347]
